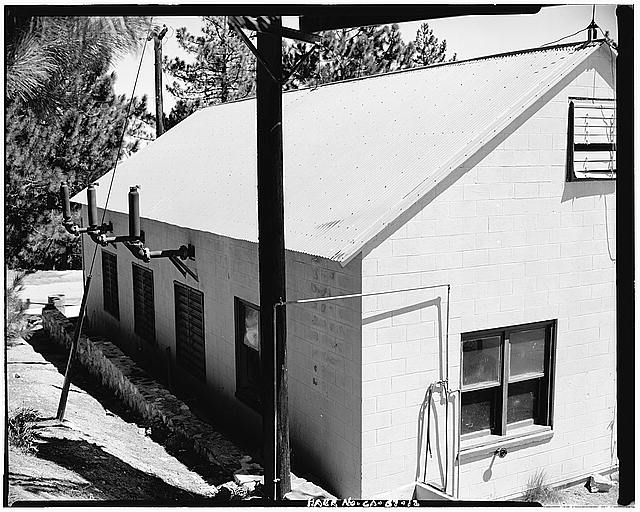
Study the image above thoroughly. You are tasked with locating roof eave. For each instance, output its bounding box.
[335,41,607,267]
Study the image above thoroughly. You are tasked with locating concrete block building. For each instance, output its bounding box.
[74,40,617,500]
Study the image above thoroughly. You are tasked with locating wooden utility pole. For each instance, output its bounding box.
[616,5,634,506]
[149,25,168,138]
[256,16,291,500]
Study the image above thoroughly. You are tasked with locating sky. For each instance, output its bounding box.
[110,4,619,113]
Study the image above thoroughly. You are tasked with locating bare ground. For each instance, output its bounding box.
[6,329,231,505]
[551,473,621,507]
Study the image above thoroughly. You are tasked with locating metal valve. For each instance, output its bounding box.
[495,447,508,458]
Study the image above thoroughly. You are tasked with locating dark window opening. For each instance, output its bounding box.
[461,320,556,437]
[234,298,262,411]
[174,281,205,381]
[102,250,119,319]
[133,263,155,344]
[567,97,616,181]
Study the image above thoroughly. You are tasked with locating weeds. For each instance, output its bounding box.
[6,270,33,342]
[8,407,39,452]
[522,470,561,504]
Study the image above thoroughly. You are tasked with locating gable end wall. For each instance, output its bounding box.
[360,47,616,499]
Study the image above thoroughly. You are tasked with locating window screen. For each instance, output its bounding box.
[174,281,205,381]
[132,263,155,343]
[101,250,119,319]
[235,298,262,410]
[567,98,616,181]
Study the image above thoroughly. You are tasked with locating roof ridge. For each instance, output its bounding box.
[192,40,605,111]
[281,39,606,94]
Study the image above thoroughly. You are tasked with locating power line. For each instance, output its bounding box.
[541,25,591,47]
[57,17,155,421]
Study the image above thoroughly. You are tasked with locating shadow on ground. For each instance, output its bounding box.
[10,469,105,501]
[35,437,201,502]
[24,329,232,488]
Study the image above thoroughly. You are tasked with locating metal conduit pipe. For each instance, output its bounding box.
[87,183,98,228]
[60,182,112,238]
[129,186,140,238]
[453,388,462,500]
[275,283,453,497]
[422,284,455,497]
[444,284,451,495]
[96,186,144,246]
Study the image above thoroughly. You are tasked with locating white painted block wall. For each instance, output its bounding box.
[360,46,617,499]
[81,209,363,497]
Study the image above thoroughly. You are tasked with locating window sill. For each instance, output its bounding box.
[459,425,553,463]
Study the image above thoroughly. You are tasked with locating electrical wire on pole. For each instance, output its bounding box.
[56,18,155,421]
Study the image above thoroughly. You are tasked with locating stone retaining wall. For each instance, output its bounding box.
[42,306,335,500]
[42,306,246,473]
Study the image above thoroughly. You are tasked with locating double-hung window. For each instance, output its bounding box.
[234,298,262,411]
[461,320,556,439]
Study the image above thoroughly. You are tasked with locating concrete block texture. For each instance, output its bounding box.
[360,52,616,499]
[81,210,364,499]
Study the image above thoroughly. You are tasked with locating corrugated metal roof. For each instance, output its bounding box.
[74,41,606,265]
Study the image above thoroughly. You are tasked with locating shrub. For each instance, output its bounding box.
[8,407,39,451]
[522,470,561,504]
[6,270,33,341]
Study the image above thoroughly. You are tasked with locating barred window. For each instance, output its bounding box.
[174,282,205,381]
[132,263,155,344]
[567,97,616,181]
[101,250,119,319]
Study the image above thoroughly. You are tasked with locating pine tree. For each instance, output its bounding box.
[283,24,416,90]
[163,19,454,122]
[163,16,256,127]
[6,15,151,117]
[5,15,153,270]
[413,22,456,67]
[5,72,153,270]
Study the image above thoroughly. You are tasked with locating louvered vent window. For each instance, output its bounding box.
[101,250,119,319]
[132,263,155,344]
[174,281,205,381]
[567,97,616,181]
[234,298,262,410]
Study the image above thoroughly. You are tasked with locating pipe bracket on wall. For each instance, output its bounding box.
[65,183,199,282]
[60,182,113,237]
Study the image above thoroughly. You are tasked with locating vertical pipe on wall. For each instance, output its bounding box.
[87,183,98,228]
[129,186,141,239]
[444,285,451,495]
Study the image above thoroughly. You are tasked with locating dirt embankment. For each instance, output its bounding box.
[6,330,226,505]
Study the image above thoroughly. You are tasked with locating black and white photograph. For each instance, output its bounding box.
[4,2,634,506]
